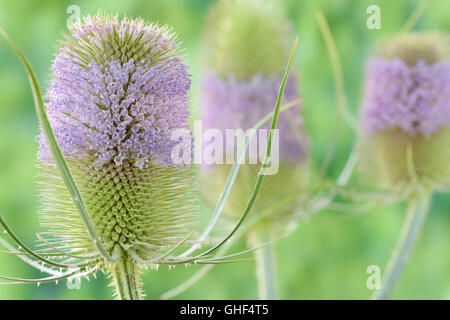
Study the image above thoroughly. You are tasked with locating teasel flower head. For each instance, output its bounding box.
[361,33,450,192]
[0,14,265,299]
[0,13,210,299]
[201,0,308,232]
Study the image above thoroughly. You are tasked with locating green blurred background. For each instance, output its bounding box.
[0,0,449,299]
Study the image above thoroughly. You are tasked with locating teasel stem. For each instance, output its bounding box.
[372,193,431,300]
[111,255,142,300]
[248,230,276,300]
[401,0,430,33]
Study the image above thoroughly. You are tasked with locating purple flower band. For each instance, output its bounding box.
[362,58,450,136]
[201,72,307,164]
[38,17,191,168]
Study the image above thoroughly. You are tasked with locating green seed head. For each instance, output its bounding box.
[203,0,293,80]
[361,128,450,192]
[377,33,450,65]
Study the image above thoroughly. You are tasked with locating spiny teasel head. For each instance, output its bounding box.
[361,32,450,192]
[36,13,198,289]
[201,0,308,231]
[39,14,191,168]
[377,33,450,65]
[204,0,292,81]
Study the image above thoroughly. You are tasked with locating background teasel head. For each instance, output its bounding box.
[360,33,450,193]
[200,0,308,233]
[34,14,198,297]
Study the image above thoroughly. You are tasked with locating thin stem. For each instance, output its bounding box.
[372,194,431,300]
[248,230,276,300]
[111,256,142,300]
[160,264,214,300]
[296,146,359,221]
[402,0,430,33]
[314,8,356,132]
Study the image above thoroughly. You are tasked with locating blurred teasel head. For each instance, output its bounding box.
[361,33,450,193]
[33,14,199,298]
[200,0,308,232]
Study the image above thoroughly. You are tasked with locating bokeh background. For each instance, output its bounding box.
[0,0,449,299]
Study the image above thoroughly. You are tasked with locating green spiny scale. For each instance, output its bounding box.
[378,33,450,64]
[37,158,198,259]
[63,15,181,70]
[37,164,96,255]
[204,0,292,80]
[361,128,450,192]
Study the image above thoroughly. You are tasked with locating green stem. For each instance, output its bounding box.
[111,256,142,300]
[372,194,431,300]
[402,0,430,33]
[249,230,276,300]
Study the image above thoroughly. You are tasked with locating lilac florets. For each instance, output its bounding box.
[362,58,450,137]
[201,72,306,163]
[38,16,191,168]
